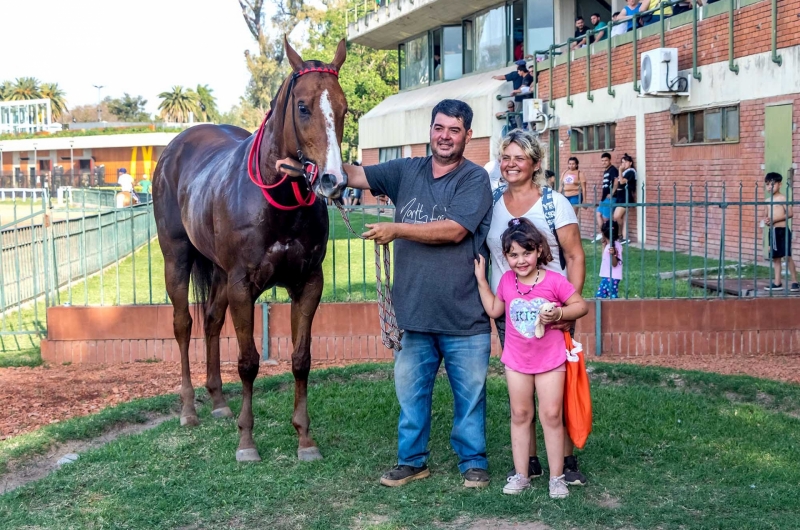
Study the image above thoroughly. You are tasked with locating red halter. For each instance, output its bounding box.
[247,66,340,211]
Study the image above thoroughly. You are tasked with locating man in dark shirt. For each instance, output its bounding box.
[595,152,618,241]
[571,17,589,49]
[492,60,533,109]
[281,100,494,489]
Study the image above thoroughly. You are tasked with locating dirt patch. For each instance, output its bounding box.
[351,514,390,529]
[588,352,800,385]
[0,412,175,494]
[0,359,368,440]
[594,492,623,510]
[441,517,551,530]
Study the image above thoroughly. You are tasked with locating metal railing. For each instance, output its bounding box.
[531,0,781,105]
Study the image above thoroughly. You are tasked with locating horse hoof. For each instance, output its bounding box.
[211,407,234,419]
[180,415,200,427]
[236,448,262,462]
[297,447,323,462]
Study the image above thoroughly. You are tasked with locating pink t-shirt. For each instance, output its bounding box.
[600,241,623,280]
[497,269,576,374]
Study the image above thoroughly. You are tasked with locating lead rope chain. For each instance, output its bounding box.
[334,200,403,351]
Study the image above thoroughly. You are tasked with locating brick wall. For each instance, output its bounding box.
[40,298,800,364]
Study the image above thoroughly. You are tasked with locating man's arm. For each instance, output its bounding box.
[492,75,507,81]
[362,219,468,245]
[342,163,370,190]
[596,28,606,40]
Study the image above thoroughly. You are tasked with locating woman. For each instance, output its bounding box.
[487,129,588,487]
[612,153,637,244]
[559,157,586,216]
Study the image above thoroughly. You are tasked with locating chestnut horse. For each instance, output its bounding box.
[152,39,348,462]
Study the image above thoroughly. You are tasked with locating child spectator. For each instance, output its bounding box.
[762,172,799,291]
[596,220,623,298]
[474,218,588,499]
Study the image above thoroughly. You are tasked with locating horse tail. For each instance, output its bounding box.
[190,249,214,322]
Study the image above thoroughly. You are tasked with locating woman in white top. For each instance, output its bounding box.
[487,129,588,486]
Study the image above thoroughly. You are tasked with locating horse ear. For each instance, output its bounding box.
[284,35,304,72]
[331,39,347,71]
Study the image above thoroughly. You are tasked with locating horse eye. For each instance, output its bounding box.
[298,104,310,116]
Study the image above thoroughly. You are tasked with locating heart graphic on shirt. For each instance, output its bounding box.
[509,297,548,339]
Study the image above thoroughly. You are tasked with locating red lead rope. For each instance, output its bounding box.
[247,110,316,211]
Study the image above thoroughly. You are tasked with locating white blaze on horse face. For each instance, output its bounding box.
[319,89,345,187]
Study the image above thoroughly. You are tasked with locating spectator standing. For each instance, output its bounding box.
[493,60,534,110]
[497,100,524,136]
[621,0,644,31]
[595,152,618,241]
[559,157,586,216]
[762,172,799,291]
[571,17,589,49]
[596,220,623,298]
[590,13,608,42]
[613,153,637,244]
[139,174,152,195]
[610,12,628,37]
[546,169,556,190]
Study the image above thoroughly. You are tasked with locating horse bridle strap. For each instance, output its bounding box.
[247,66,340,211]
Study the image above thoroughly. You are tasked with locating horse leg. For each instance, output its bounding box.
[205,267,233,419]
[164,244,198,427]
[227,276,261,462]
[288,267,324,461]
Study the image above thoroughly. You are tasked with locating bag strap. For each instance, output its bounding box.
[493,183,506,205]
[542,187,567,270]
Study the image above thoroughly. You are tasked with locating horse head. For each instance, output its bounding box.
[281,36,348,200]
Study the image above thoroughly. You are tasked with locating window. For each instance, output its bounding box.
[379,147,402,162]
[432,28,443,82]
[673,106,739,145]
[463,19,474,74]
[398,43,406,89]
[509,1,524,62]
[570,123,616,152]
[442,26,463,81]
[426,143,432,156]
[526,0,554,56]
[399,34,429,90]
[474,6,506,72]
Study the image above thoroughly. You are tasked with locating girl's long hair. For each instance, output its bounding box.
[497,129,547,190]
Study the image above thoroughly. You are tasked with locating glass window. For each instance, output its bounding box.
[398,44,406,90]
[705,109,722,142]
[692,111,704,143]
[609,123,616,150]
[405,34,429,89]
[379,147,402,162]
[526,0,555,56]
[432,28,443,82]
[571,123,616,152]
[510,1,524,62]
[725,106,739,141]
[597,125,606,151]
[676,113,689,144]
[475,6,506,72]
[442,26,463,81]
[463,20,474,74]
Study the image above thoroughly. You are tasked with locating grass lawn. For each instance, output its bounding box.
[1,361,798,529]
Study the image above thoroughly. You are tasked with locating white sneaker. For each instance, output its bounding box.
[503,473,531,495]
[594,233,603,242]
[548,475,569,499]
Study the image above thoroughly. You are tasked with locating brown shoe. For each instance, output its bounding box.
[380,465,430,487]
[462,467,490,488]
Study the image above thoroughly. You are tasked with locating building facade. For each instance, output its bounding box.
[347,0,800,260]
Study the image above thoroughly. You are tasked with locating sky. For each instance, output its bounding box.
[0,0,265,117]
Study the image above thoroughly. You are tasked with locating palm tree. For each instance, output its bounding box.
[8,77,42,100]
[195,84,219,122]
[0,80,13,101]
[40,82,68,120]
[157,86,200,123]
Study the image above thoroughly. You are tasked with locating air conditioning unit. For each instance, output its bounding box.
[640,48,688,96]
[522,98,546,123]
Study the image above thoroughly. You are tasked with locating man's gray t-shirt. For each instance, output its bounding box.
[364,156,493,335]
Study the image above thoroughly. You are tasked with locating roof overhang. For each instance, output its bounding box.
[0,132,182,153]
[347,0,503,50]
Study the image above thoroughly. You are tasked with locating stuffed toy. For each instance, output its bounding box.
[535,302,557,338]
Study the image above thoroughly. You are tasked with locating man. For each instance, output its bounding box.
[595,152,618,241]
[590,13,607,42]
[492,60,533,110]
[496,100,523,136]
[610,12,628,37]
[139,174,152,195]
[572,17,589,49]
[278,100,494,489]
[762,172,799,291]
[117,168,139,203]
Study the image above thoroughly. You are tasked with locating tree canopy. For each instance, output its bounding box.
[106,94,150,122]
[0,78,69,120]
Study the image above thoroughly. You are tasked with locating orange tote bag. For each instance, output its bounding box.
[563,332,592,449]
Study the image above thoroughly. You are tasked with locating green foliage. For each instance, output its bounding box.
[5,77,42,100]
[2,363,800,528]
[0,126,184,141]
[194,84,220,122]
[0,78,69,120]
[304,0,398,161]
[106,93,150,122]
[218,98,264,130]
[39,83,68,119]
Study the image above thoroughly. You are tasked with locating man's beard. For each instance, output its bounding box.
[432,140,466,164]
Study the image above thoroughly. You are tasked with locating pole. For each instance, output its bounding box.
[93,85,105,122]
[69,140,74,188]
[33,143,38,188]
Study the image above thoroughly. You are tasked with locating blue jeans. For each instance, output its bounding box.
[394,331,492,473]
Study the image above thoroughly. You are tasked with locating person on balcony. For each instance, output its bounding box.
[571,17,589,49]
[496,100,524,136]
[590,13,608,42]
[493,60,534,111]
[610,12,628,37]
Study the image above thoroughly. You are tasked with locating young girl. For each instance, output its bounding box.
[474,218,588,499]
[596,220,623,299]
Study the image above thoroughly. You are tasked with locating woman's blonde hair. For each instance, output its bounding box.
[498,128,547,189]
